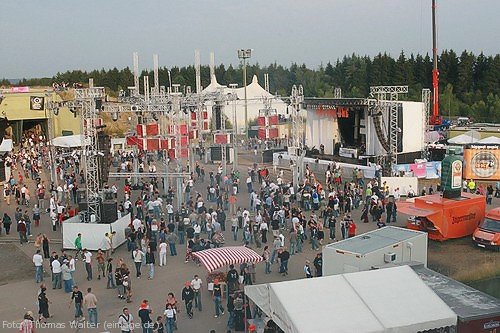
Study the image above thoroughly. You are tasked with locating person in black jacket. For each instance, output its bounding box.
[181,282,194,319]
[226,265,239,295]
[145,247,155,280]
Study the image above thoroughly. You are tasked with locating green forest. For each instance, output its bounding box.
[3,50,499,122]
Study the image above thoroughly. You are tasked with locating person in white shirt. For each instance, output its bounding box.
[132,248,145,278]
[68,255,76,281]
[84,249,93,281]
[190,275,203,311]
[132,217,142,232]
[159,241,168,267]
[193,223,201,238]
[51,255,62,289]
[118,308,134,333]
[279,233,285,247]
[166,203,174,222]
[164,303,177,331]
[33,250,44,283]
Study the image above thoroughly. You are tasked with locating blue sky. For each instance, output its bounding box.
[1,0,498,78]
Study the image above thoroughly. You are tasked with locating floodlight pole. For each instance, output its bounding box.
[229,83,238,171]
[238,49,252,139]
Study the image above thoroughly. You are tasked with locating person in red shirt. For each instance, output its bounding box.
[68,207,75,217]
[348,221,356,238]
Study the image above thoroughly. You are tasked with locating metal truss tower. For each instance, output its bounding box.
[421,88,432,159]
[289,84,304,189]
[369,85,408,174]
[77,79,105,222]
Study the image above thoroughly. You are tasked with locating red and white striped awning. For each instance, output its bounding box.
[192,246,263,273]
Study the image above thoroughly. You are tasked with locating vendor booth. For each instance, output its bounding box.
[245,265,457,333]
[62,214,130,250]
[192,246,263,273]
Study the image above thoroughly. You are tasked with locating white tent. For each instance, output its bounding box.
[202,74,288,134]
[245,266,456,333]
[51,134,88,148]
[448,130,481,145]
[0,139,13,152]
[477,136,500,144]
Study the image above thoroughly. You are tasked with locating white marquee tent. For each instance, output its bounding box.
[447,130,481,145]
[245,265,456,333]
[202,74,288,134]
[51,134,89,148]
[477,136,500,144]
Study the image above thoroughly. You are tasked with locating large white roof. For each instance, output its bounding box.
[245,265,457,333]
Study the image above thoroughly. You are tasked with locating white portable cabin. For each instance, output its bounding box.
[323,226,427,276]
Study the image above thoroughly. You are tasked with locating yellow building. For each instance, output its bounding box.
[0,88,81,143]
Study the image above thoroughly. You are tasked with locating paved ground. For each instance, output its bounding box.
[0,148,498,333]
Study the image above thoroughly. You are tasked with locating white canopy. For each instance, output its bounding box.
[245,266,456,333]
[51,134,88,148]
[477,136,500,144]
[448,130,481,145]
[0,139,13,152]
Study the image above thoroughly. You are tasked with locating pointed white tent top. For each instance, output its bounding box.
[477,136,500,144]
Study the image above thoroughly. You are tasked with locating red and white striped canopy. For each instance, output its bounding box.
[192,246,263,273]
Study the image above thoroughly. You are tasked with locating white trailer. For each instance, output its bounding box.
[323,226,427,276]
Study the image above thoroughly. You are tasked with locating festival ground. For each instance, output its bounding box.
[0,147,498,333]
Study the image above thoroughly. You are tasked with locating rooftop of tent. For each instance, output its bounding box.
[324,226,426,256]
[412,265,500,321]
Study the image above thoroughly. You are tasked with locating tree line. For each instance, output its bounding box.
[3,49,499,122]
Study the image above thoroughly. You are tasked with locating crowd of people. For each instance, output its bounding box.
[7,135,497,333]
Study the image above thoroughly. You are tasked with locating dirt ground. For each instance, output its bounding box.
[0,244,36,285]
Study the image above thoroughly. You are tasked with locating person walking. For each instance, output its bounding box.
[263,246,271,274]
[191,275,203,312]
[212,279,224,318]
[74,233,83,259]
[106,258,116,289]
[3,213,12,235]
[166,232,178,256]
[138,300,153,333]
[304,260,313,278]
[69,285,84,322]
[51,254,62,289]
[42,234,50,259]
[83,249,93,281]
[181,282,194,319]
[278,247,290,276]
[133,247,145,278]
[96,249,106,280]
[117,307,134,333]
[33,250,44,283]
[37,287,51,323]
[158,240,167,267]
[115,267,125,299]
[163,304,176,333]
[145,246,155,280]
[83,287,98,327]
[19,311,36,333]
[17,219,28,245]
[61,260,73,293]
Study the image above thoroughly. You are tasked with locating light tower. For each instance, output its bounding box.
[237,49,252,138]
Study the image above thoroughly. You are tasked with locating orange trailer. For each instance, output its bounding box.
[399,192,486,241]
